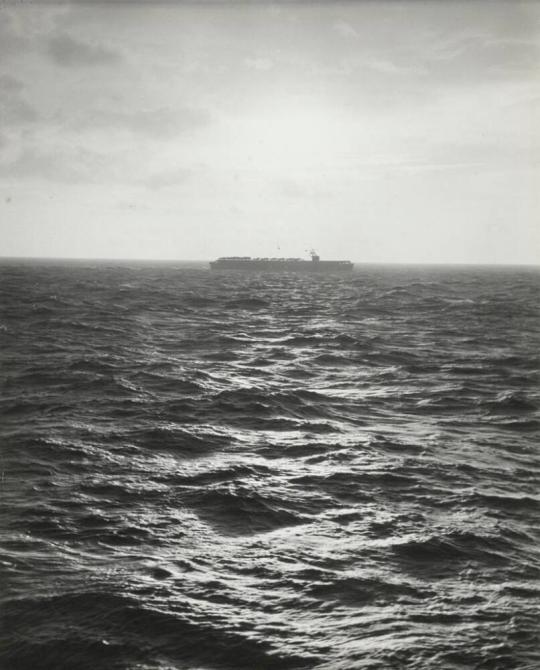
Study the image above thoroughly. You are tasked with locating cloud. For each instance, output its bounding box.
[245,57,274,71]
[333,20,358,39]
[274,177,308,198]
[0,10,31,60]
[144,167,194,190]
[77,106,211,138]
[0,145,112,183]
[47,33,121,67]
[0,74,24,93]
[0,75,39,126]
[362,57,420,76]
[431,34,540,81]
[273,177,329,200]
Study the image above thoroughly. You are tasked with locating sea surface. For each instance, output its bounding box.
[1,260,539,670]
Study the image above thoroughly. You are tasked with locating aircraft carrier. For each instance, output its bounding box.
[210,251,353,273]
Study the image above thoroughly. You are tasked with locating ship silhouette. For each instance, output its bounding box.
[210,250,353,273]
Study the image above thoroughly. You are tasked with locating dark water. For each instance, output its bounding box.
[1,260,539,670]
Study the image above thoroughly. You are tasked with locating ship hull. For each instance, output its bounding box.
[210,260,353,273]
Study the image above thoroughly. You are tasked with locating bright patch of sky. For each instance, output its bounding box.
[0,1,538,263]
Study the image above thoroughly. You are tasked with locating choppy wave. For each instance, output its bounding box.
[1,260,539,669]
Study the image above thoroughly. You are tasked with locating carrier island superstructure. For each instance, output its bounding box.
[210,251,353,273]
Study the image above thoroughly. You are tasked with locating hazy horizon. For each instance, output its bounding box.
[2,254,539,269]
[1,1,539,264]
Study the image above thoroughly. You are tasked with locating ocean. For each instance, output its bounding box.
[1,260,539,670]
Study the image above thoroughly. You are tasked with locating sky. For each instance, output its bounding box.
[0,0,538,263]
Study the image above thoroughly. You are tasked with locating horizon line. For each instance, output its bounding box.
[0,255,539,268]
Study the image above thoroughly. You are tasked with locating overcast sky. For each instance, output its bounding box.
[1,0,538,263]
